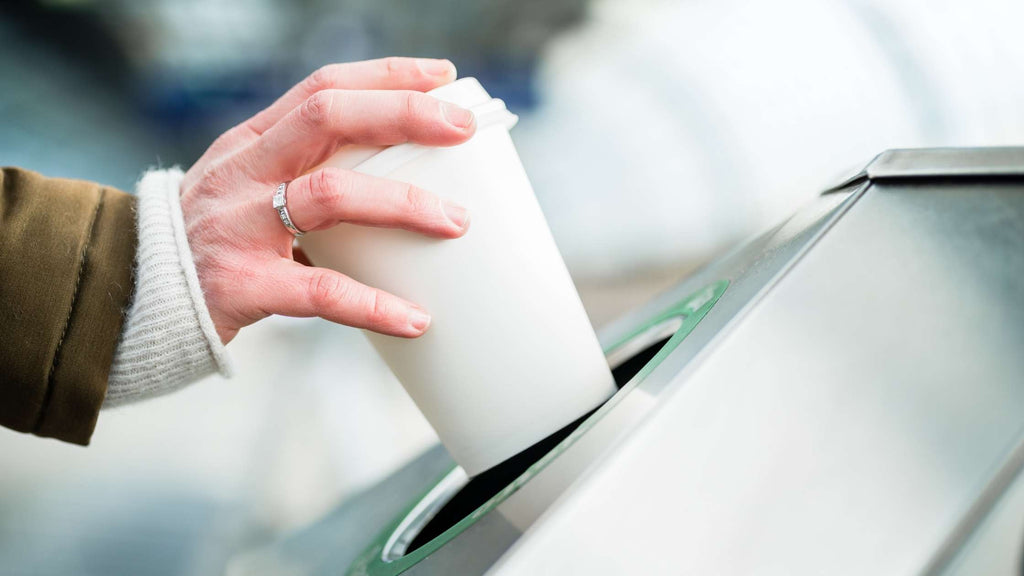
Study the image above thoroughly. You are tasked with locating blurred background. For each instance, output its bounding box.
[2,0,1024,574]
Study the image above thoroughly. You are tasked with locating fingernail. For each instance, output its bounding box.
[408,308,432,333]
[442,200,470,230]
[441,101,475,130]
[418,58,455,78]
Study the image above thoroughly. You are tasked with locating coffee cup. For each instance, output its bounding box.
[300,78,616,476]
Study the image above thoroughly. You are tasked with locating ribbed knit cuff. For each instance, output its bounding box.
[104,168,232,408]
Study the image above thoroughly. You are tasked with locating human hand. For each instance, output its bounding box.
[179,57,476,344]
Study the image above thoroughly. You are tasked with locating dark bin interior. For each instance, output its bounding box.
[405,334,673,554]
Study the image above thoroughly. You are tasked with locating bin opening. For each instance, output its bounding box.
[404,333,674,555]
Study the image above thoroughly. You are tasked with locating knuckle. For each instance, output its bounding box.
[403,183,434,216]
[308,271,347,313]
[401,91,424,124]
[196,160,234,197]
[384,56,409,78]
[306,64,336,92]
[365,290,392,326]
[310,168,346,210]
[207,125,243,153]
[300,91,334,128]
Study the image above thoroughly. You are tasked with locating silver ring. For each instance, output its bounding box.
[272,182,305,237]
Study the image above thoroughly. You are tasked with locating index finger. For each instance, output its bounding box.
[246,57,457,136]
[185,58,458,191]
[238,89,476,183]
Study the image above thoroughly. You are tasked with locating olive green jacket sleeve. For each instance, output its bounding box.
[0,167,136,445]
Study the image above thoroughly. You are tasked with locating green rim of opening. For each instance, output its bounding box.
[347,279,729,576]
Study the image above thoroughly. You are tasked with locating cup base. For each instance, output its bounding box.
[402,332,672,555]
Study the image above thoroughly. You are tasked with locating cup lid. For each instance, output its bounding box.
[321,77,518,176]
[426,77,493,108]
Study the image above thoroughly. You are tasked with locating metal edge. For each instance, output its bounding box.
[920,429,1024,576]
[356,175,879,576]
[348,280,730,576]
[825,147,1024,194]
[486,178,876,576]
[866,147,1024,181]
[382,467,470,561]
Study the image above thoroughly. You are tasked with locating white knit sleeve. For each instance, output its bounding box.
[103,168,233,408]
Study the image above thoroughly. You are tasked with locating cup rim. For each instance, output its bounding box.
[352,95,519,178]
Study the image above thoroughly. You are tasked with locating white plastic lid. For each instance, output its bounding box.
[322,77,518,177]
[426,76,494,108]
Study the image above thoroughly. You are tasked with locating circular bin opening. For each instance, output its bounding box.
[355,281,729,576]
[388,316,685,558]
[606,315,684,373]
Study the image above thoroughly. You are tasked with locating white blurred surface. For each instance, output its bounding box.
[518,0,1024,279]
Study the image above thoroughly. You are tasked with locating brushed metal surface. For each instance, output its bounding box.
[932,438,1024,576]
[490,180,1024,575]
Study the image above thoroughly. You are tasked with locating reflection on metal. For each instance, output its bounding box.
[826,146,1024,192]
[927,436,1024,576]
[381,467,468,561]
[867,147,1024,179]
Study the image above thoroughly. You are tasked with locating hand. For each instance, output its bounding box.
[180,57,476,344]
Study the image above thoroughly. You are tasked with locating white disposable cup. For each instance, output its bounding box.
[300,78,616,476]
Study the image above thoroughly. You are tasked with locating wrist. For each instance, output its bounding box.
[105,168,233,408]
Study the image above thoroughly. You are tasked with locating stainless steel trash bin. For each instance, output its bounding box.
[236,147,1024,576]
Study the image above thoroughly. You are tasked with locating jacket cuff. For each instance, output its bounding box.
[0,168,136,444]
[104,169,232,408]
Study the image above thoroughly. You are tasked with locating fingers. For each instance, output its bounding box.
[239,89,476,182]
[183,58,457,189]
[245,57,458,135]
[285,168,469,238]
[258,259,432,338]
